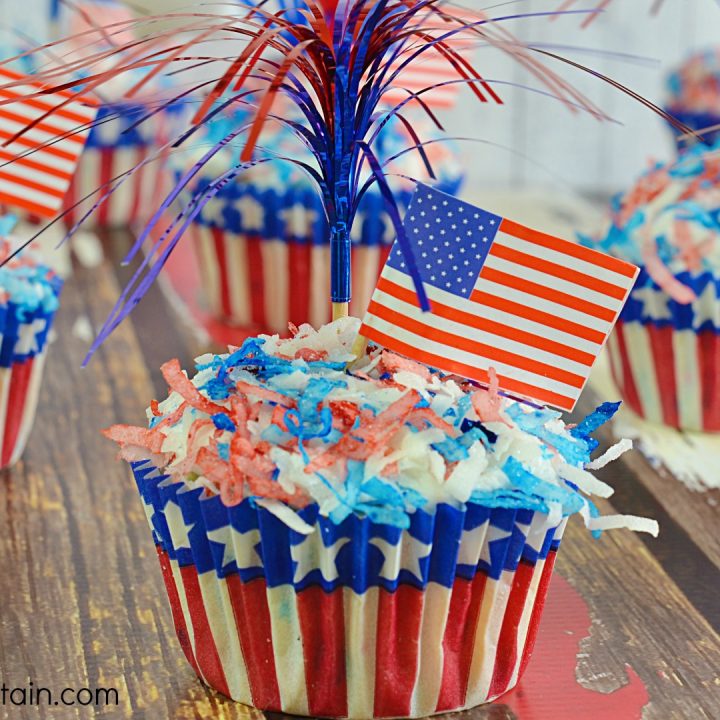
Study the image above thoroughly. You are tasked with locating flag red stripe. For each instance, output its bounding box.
[500,219,637,278]
[297,587,348,718]
[155,549,202,679]
[374,586,425,718]
[0,88,96,125]
[487,561,536,699]
[436,573,488,712]
[211,227,233,318]
[489,240,628,301]
[478,267,617,322]
[178,566,231,697]
[472,288,606,344]
[366,300,587,389]
[288,240,312,327]
[518,551,557,681]
[359,324,576,410]
[0,107,85,145]
[0,68,98,108]
[0,128,79,162]
[246,235,266,328]
[226,576,282,711]
[1,359,33,466]
[647,325,679,428]
[698,330,720,431]
[0,192,57,217]
[0,147,73,180]
[0,169,66,199]
[376,276,596,366]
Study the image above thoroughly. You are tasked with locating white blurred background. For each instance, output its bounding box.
[1,0,719,201]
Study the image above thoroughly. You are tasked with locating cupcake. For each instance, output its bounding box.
[175,111,465,332]
[666,48,720,151]
[105,317,657,717]
[0,236,62,467]
[584,146,720,431]
[61,63,188,230]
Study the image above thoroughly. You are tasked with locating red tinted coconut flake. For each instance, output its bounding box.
[380,350,431,381]
[155,401,189,430]
[408,407,456,434]
[294,347,329,362]
[172,419,216,476]
[161,358,227,415]
[150,400,162,417]
[234,380,295,407]
[306,391,420,472]
[472,368,512,427]
[102,425,166,454]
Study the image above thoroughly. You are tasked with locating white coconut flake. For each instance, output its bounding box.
[587,438,633,470]
[588,514,660,537]
[561,464,615,499]
[255,498,316,535]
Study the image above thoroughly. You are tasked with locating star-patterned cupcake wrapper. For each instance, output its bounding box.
[612,268,720,431]
[62,101,188,231]
[134,459,567,717]
[0,302,57,467]
[181,169,463,247]
[665,108,720,152]
[621,267,720,332]
[190,221,392,331]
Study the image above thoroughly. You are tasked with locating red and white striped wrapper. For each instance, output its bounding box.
[191,224,392,332]
[0,350,48,468]
[63,141,171,230]
[145,471,567,718]
[607,320,720,432]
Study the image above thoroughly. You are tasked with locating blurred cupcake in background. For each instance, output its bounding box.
[0,223,62,467]
[666,48,720,152]
[173,108,465,333]
[59,1,189,230]
[584,146,720,432]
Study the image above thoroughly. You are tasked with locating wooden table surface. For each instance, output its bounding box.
[0,229,718,720]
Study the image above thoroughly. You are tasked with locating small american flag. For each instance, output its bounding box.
[0,68,97,218]
[360,185,639,411]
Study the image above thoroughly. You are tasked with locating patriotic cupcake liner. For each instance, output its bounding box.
[192,224,391,331]
[63,102,183,230]
[0,302,58,467]
[187,177,460,331]
[134,459,566,718]
[666,108,720,152]
[607,269,720,432]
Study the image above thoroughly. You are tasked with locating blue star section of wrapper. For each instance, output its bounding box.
[134,460,562,591]
[360,184,640,412]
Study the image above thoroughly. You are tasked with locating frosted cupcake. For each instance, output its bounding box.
[62,62,188,230]
[175,111,465,332]
[0,237,63,467]
[584,146,720,431]
[105,317,657,717]
[666,48,720,151]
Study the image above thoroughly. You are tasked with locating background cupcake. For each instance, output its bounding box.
[174,108,465,333]
[0,232,62,467]
[585,146,720,431]
[105,318,657,718]
[666,48,720,151]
